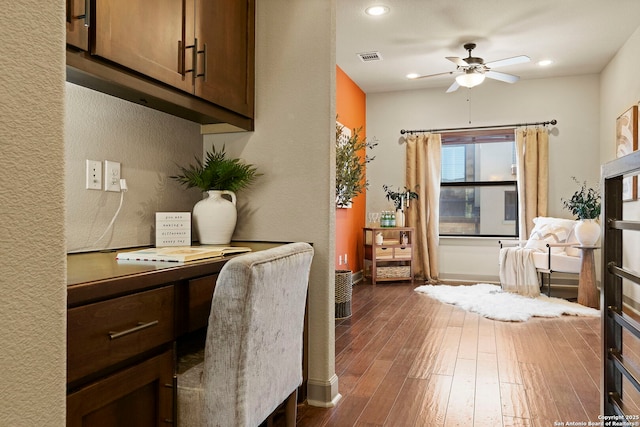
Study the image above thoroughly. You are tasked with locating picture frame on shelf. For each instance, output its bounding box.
[616,105,638,201]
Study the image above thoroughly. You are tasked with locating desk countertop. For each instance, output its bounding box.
[67,241,284,307]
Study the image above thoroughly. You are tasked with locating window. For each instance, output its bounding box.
[439,129,518,237]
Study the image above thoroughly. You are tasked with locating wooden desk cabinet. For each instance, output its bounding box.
[66,253,229,426]
[363,227,414,285]
[66,243,286,426]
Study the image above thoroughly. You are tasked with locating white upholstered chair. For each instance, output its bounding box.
[499,216,582,296]
[177,242,314,427]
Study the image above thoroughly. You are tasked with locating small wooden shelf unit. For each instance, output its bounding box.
[363,227,414,285]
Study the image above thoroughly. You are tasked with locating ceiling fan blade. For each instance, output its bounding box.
[446,56,469,67]
[485,70,520,83]
[484,55,530,69]
[446,81,460,93]
[411,71,455,80]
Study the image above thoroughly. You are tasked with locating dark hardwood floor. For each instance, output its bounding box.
[289,281,607,427]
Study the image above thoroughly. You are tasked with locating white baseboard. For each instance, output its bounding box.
[306,374,341,408]
[352,270,363,284]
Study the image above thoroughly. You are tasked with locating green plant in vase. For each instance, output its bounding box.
[382,185,419,227]
[171,145,261,244]
[383,185,419,210]
[561,176,601,246]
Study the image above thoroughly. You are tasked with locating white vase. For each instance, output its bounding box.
[192,190,237,245]
[575,219,601,246]
[396,209,405,227]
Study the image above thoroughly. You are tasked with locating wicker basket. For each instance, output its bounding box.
[335,270,352,319]
[377,266,411,279]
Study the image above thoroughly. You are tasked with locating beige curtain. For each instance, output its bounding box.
[515,127,549,238]
[405,133,441,283]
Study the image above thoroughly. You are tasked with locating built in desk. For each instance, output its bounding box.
[66,241,291,426]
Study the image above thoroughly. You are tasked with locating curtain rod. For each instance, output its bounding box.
[400,119,557,135]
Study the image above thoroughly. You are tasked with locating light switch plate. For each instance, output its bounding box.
[85,159,102,190]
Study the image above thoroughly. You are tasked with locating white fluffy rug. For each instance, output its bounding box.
[414,283,600,322]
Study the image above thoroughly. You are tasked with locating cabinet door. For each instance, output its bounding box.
[66,0,89,50]
[67,350,174,427]
[93,0,192,92]
[194,0,255,118]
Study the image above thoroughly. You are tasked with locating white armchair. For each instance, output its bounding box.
[499,216,581,296]
[177,242,314,427]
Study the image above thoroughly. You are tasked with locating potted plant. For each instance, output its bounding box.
[172,145,261,244]
[335,121,377,208]
[561,176,601,245]
[383,185,419,227]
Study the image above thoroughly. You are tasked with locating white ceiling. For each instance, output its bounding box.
[337,0,640,94]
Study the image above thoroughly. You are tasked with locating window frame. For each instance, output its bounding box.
[439,129,519,238]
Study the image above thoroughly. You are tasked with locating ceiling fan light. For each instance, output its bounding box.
[455,72,486,88]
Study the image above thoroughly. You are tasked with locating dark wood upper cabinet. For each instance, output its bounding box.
[93,0,192,93]
[66,0,255,129]
[194,0,255,118]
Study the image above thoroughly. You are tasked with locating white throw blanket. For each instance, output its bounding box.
[499,247,540,297]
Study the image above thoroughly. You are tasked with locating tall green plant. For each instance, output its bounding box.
[335,122,377,207]
[171,145,261,193]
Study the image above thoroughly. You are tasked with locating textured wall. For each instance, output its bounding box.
[0,1,67,425]
[204,0,338,406]
[65,84,203,252]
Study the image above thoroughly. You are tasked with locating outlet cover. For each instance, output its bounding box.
[104,160,121,192]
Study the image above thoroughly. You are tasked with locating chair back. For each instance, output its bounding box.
[202,242,313,427]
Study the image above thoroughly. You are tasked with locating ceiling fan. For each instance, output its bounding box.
[411,43,530,93]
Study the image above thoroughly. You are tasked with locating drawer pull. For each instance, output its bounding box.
[109,320,159,340]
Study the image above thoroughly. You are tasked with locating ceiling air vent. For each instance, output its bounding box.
[357,51,383,62]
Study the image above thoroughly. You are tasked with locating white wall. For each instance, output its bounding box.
[0,0,66,425]
[203,0,339,406]
[600,26,640,304]
[366,74,600,281]
[65,84,203,252]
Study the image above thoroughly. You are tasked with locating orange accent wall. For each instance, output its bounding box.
[336,66,366,274]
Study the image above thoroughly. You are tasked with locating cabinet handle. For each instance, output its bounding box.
[179,39,198,84]
[178,40,184,77]
[83,0,90,27]
[191,38,199,85]
[196,43,207,82]
[108,320,159,340]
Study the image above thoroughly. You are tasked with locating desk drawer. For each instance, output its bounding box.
[375,247,393,259]
[394,247,412,259]
[68,286,175,384]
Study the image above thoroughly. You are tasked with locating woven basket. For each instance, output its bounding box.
[377,266,410,279]
[335,270,352,319]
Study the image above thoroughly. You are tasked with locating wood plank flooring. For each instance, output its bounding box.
[290,281,604,427]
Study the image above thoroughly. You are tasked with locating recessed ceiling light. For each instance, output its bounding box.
[538,59,554,67]
[365,5,390,16]
[406,73,420,79]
